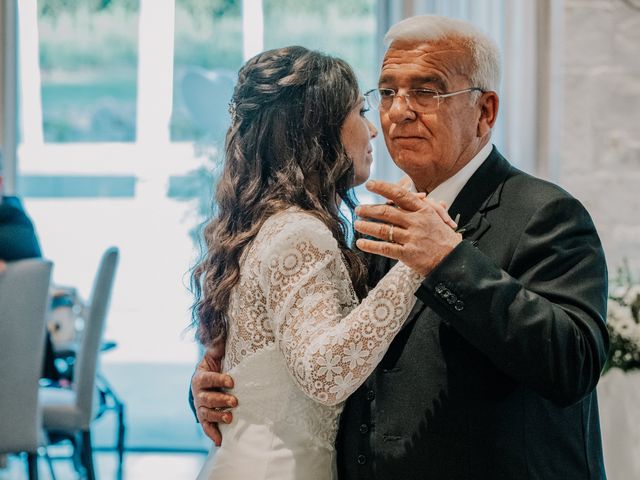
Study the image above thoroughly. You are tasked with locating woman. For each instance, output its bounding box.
[193,46,434,479]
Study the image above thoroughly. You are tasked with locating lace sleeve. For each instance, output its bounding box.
[259,213,423,406]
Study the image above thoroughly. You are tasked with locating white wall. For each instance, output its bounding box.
[560,0,640,276]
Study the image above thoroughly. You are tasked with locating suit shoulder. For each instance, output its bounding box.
[502,166,582,212]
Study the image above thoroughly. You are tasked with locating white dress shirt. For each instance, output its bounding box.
[426,142,494,210]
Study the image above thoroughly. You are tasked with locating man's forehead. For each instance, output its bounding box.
[380,39,471,83]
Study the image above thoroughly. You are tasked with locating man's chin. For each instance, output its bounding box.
[392,149,431,167]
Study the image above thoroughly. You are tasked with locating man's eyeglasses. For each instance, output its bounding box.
[364,87,484,113]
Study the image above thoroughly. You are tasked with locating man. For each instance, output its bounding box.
[191,15,608,479]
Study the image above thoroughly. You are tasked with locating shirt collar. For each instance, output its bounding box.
[427,142,493,210]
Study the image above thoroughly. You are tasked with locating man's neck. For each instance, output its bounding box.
[426,141,493,209]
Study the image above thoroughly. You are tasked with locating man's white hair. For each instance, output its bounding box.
[384,15,501,92]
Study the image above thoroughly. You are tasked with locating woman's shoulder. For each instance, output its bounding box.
[257,208,338,255]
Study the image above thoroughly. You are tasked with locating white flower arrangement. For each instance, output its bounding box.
[604,265,640,374]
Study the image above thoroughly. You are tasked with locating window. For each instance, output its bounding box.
[16,0,379,451]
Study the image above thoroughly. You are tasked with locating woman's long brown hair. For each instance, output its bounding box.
[192,46,368,346]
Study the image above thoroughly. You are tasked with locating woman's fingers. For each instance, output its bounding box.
[365,180,425,212]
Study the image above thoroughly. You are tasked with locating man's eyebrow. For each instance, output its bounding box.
[378,75,447,91]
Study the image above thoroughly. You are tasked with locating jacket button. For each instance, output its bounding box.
[435,283,446,294]
[454,300,465,311]
[365,390,375,401]
[359,424,369,434]
[357,454,367,465]
[446,293,458,304]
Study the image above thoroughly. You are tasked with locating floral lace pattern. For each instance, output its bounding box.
[224,209,423,406]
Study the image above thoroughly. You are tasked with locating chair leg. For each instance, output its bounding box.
[68,433,83,474]
[26,452,39,480]
[80,430,96,480]
[43,448,57,480]
[117,402,126,479]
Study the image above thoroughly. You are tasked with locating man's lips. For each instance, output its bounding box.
[391,135,426,142]
[391,135,424,140]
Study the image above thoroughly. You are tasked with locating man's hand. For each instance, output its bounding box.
[191,341,238,447]
[354,180,462,276]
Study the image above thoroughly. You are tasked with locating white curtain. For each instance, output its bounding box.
[0,0,18,193]
[374,0,563,182]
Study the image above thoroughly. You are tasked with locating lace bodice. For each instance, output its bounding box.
[225,209,423,405]
[198,209,424,480]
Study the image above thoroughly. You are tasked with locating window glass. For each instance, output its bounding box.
[170,0,243,142]
[263,0,377,90]
[37,0,140,142]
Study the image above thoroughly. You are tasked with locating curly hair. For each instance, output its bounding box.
[192,46,368,346]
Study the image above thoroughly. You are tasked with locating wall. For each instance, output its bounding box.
[561,0,640,276]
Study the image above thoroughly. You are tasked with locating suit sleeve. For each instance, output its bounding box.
[416,196,609,407]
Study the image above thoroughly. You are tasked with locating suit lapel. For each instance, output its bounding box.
[449,147,512,244]
[402,147,513,326]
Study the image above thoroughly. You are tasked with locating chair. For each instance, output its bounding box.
[0,259,53,479]
[39,247,119,480]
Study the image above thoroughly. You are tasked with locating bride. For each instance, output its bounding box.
[192,46,452,479]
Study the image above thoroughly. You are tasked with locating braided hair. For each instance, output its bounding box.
[192,46,368,346]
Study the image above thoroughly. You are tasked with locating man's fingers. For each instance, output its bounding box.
[201,421,222,447]
[365,180,424,211]
[198,405,234,424]
[355,203,410,228]
[425,199,458,230]
[196,389,237,409]
[355,237,403,260]
[193,370,234,390]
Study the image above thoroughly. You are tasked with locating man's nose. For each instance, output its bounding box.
[387,95,416,123]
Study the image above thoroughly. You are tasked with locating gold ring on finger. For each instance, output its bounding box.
[388,224,395,243]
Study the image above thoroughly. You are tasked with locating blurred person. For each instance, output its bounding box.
[190,46,457,480]
[0,169,42,262]
[0,168,60,382]
[191,15,609,480]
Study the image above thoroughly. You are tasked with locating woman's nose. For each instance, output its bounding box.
[367,119,378,138]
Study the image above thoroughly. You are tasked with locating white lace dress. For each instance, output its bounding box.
[197,210,423,480]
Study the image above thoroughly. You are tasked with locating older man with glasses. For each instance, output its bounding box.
[190,15,608,480]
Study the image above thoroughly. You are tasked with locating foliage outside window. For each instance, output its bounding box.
[37,0,140,142]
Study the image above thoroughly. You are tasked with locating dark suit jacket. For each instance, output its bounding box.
[337,148,609,479]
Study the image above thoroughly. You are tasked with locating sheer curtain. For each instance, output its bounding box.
[373,0,563,182]
[0,0,18,192]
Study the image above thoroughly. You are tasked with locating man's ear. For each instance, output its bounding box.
[477,91,499,138]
